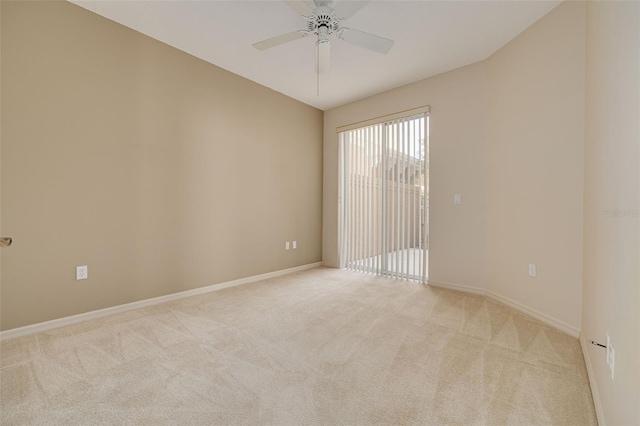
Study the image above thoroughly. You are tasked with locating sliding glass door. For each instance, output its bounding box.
[339,110,429,282]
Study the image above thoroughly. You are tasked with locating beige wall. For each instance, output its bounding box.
[324,61,488,292]
[0,2,3,319]
[324,1,586,332]
[0,1,323,331]
[583,1,640,425]
[485,1,586,332]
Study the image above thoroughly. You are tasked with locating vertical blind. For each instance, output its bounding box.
[339,111,429,282]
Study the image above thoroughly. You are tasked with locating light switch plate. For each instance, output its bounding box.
[454,194,461,204]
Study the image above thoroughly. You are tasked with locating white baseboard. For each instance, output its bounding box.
[427,280,485,295]
[485,290,580,338]
[427,280,579,338]
[579,334,606,426]
[0,262,322,341]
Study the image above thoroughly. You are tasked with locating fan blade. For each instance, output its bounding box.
[316,40,330,74]
[253,31,306,51]
[339,28,394,54]
[333,1,369,19]
[284,1,315,16]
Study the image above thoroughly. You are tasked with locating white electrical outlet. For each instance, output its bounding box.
[292,241,297,249]
[76,265,88,280]
[609,343,615,380]
[606,332,611,364]
[454,194,461,204]
[528,264,537,277]
[285,241,290,250]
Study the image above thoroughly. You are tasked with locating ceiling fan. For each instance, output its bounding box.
[252,0,394,75]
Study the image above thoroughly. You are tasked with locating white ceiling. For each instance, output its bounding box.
[70,0,560,111]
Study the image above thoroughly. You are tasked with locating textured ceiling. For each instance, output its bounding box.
[70,0,561,110]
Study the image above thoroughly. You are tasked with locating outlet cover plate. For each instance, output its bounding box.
[609,343,615,380]
[76,265,88,280]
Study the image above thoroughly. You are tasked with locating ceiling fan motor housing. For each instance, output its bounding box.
[306,7,340,36]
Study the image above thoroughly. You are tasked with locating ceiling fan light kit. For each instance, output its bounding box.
[253,0,394,92]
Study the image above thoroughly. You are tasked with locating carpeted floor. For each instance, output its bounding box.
[0,267,596,425]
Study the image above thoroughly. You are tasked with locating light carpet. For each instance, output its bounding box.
[0,267,596,425]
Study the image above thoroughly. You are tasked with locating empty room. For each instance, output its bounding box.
[1,0,638,424]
